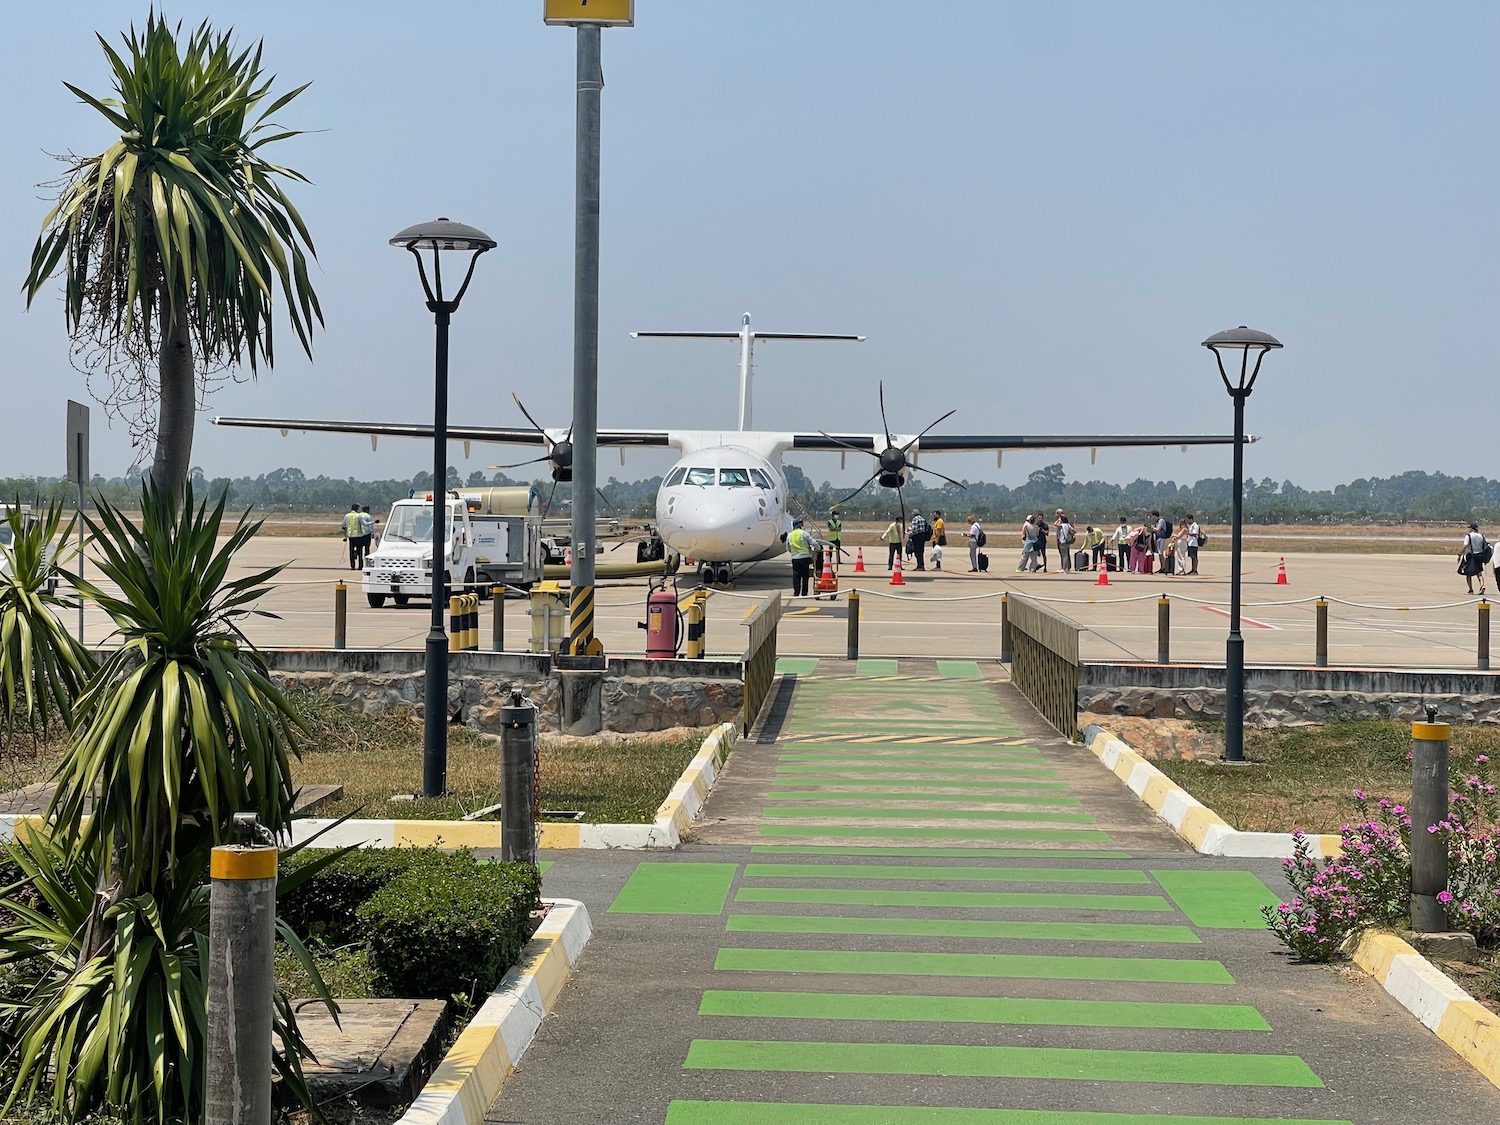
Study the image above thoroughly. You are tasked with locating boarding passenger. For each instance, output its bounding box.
[1055,512,1076,572]
[1184,514,1202,576]
[1033,512,1049,572]
[883,517,903,570]
[1460,521,1489,596]
[932,511,947,553]
[909,511,931,571]
[788,518,814,597]
[967,515,984,573]
[1019,515,1039,572]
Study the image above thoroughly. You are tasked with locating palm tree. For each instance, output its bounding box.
[24,14,322,496]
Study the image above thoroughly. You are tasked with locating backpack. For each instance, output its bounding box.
[976,527,988,548]
[1162,519,1173,539]
[1061,524,1076,546]
[1197,528,1208,545]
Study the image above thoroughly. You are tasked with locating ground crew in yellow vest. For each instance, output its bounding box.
[827,508,846,561]
[788,519,814,597]
[342,504,364,570]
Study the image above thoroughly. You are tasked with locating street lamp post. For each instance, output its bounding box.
[390,218,496,798]
[1202,326,1282,763]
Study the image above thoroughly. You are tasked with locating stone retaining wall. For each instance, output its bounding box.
[1078,662,1500,725]
[264,649,742,735]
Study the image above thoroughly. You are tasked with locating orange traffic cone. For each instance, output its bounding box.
[854,547,866,574]
[817,552,838,593]
[1096,566,1110,587]
[1276,557,1288,585]
[890,553,906,586]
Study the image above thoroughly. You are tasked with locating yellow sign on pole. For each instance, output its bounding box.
[543,0,634,26]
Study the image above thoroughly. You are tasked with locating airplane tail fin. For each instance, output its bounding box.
[632,314,864,431]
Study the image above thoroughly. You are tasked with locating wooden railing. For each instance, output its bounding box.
[1008,596,1081,739]
[740,592,782,734]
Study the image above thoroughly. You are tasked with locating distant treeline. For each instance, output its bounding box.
[4,463,1500,526]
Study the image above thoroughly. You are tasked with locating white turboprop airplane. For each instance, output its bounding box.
[213,313,1251,584]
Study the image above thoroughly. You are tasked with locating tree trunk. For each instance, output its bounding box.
[152,294,195,500]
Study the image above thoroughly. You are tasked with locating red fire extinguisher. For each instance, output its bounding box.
[638,576,681,658]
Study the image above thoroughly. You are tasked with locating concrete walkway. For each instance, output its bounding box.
[492,661,1500,1124]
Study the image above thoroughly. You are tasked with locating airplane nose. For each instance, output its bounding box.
[679,496,759,558]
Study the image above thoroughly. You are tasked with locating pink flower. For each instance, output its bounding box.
[1437,891,1454,904]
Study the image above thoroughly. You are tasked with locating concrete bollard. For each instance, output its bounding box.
[847,589,860,661]
[1479,601,1490,672]
[500,688,538,868]
[206,814,277,1125]
[1315,598,1328,667]
[449,594,463,653]
[492,587,505,652]
[333,582,347,651]
[999,593,1011,663]
[685,596,705,659]
[1157,595,1170,665]
[1410,710,1451,933]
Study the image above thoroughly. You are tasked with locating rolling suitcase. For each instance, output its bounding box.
[978,552,989,572]
[1075,550,1089,570]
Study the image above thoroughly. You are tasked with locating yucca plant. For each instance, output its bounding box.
[0,483,335,1123]
[23,13,321,495]
[0,501,95,743]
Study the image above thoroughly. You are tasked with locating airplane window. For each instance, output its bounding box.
[665,467,687,487]
[749,469,773,489]
[684,467,715,486]
[720,468,751,488]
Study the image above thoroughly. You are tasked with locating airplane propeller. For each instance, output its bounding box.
[487,394,574,482]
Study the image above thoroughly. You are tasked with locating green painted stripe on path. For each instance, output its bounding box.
[699,989,1267,1030]
[607,862,737,915]
[1151,870,1281,929]
[775,657,819,674]
[666,1102,1350,1125]
[856,659,900,675]
[736,886,1171,911]
[683,1040,1315,1086]
[725,914,1199,943]
[764,806,1096,824]
[750,844,1130,858]
[742,863,1146,884]
[714,947,1233,983]
[766,778,1069,791]
[759,825,1113,843]
[766,792,1081,807]
[938,660,985,677]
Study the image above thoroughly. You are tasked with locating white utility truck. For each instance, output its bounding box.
[0,504,59,593]
[362,486,544,608]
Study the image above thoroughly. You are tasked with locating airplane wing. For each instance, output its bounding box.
[631,331,865,341]
[788,433,1252,453]
[210,416,673,448]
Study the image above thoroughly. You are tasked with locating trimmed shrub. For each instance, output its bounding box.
[279,847,459,944]
[358,861,541,1000]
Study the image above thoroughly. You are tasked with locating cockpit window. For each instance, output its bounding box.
[719,468,751,488]
[684,467,715,486]
[665,467,687,487]
[749,469,773,489]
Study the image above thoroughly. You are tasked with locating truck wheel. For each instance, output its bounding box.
[367,593,387,608]
[394,594,410,606]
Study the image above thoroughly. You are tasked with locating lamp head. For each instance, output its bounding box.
[389,217,497,252]
[1202,325,1282,395]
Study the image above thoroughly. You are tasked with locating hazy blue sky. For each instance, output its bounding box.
[3,1,1496,492]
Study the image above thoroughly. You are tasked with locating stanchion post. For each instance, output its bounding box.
[333,582,347,651]
[1410,708,1451,933]
[999,593,1012,663]
[500,688,538,867]
[206,814,277,1125]
[1157,595,1171,665]
[685,597,705,659]
[1479,600,1490,671]
[492,587,505,652]
[846,589,860,661]
[1315,598,1329,668]
[449,594,462,653]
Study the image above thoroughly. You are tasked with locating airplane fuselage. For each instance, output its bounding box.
[654,432,797,564]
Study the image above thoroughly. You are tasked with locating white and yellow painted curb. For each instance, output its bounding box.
[1350,931,1500,1091]
[1081,724,1342,859]
[397,898,593,1125]
[0,723,738,853]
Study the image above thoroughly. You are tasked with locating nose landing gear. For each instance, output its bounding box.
[697,561,735,587]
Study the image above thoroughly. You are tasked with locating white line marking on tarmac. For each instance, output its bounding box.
[1198,605,1277,629]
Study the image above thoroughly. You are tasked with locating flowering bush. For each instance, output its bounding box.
[1263,756,1500,960]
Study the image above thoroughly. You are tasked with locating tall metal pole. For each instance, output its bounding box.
[75,433,84,642]
[567,24,602,656]
[425,305,451,796]
[1225,391,1247,762]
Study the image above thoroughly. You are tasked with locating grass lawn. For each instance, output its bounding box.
[1153,719,1500,834]
[288,691,706,823]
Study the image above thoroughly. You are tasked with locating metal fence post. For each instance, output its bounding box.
[1479,600,1490,671]
[1315,598,1328,668]
[333,582,347,651]
[206,814,277,1125]
[492,587,505,651]
[500,688,538,867]
[1157,595,1170,665]
[1410,709,1451,933]
[846,588,861,661]
[999,593,1011,663]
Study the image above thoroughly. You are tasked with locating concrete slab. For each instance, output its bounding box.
[295,997,449,1107]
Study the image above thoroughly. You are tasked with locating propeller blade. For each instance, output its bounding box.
[900,408,958,454]
[542,478,560,518]
[911,463,968,490]
[511,393,555,450]
[878,381,894,449]
[486,455,552,471]
[595,487,620,517]
[897,486,908,546]
[831,470,882,509]
[818,430,879,459]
